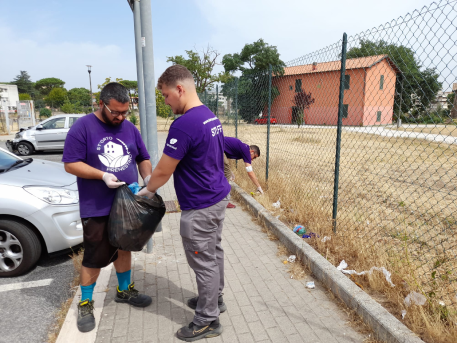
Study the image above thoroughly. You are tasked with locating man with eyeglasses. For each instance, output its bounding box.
[224,137,263,208]
[62,82,154,333]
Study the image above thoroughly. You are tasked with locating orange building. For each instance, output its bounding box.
[269,55,399,126]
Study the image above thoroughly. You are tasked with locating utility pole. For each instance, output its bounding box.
[132,0,148,145]
[86,65,94,112]
[128,0,162,253]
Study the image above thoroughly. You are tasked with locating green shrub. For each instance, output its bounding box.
[39,108,52,118]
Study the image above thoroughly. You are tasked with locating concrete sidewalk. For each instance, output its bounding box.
[92,180,365,343]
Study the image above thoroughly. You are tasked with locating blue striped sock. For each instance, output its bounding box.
[116,270,131,291]
[80,282,96,302]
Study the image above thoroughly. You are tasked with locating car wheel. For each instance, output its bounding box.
[16,142,34,156]
[0,220,42,277]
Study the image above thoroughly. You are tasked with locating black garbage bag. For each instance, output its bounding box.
[108,184,166,251]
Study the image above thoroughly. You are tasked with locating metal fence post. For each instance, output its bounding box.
[235,77,238,138]
[332,33,347,233]
[216,84,219,117]
[266,65,272,181]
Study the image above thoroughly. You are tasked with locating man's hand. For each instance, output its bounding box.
[102,173,125,189]
[137,187,156,199]
[257,186,264,195]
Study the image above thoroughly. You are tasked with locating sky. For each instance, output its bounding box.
[0,0,438,90]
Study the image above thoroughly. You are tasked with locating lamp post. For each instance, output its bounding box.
[86,65,94,112]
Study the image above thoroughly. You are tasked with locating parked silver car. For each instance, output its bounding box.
[0,147,83,277]
[6,114,85,156]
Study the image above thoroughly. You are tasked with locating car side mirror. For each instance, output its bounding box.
[36,124,44,130]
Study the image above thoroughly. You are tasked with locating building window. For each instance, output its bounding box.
[289,85,293,91]
[342,104,348,118]
[295,79,302,92]
[376,111,381,122]
[380,75,384,90]
[344,75,350,90]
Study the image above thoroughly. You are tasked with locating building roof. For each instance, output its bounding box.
[282,55,400,76]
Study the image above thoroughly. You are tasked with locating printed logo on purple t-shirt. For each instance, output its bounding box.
[97,136,133,172]
[167,138,178,150]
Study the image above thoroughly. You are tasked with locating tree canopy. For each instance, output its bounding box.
[35,77,65,96]
[68,87,91,107]
[19,93,32,101]
[346,39,442,120]
[221,39,285,122]
[45,87,67,108]
[167,47,229,93]
[11,71,34,95]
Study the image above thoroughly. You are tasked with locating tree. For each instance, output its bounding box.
[68,88,91,107]
[156,88,170,118]
[39,108,52,118]
[346,40,442,121]
[35,77,65,96]
[167,46,229,93]
[221,39,286,122]
[11,71,34,95]
[293,91,315,128]
[19,93,32,101]
[61,100,74,113]
[119,80,138,109]
[45,88,67,108]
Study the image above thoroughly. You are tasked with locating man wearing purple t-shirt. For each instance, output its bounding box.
[63,83,153,333]
[224,137,263,208]
[138,65,230,341]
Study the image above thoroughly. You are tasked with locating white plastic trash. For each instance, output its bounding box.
[306,281,315,289]
[404,291,426,307]
[287,255,296,263]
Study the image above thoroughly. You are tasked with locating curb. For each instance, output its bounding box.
[56,264,113,343]
[231,182,423,343]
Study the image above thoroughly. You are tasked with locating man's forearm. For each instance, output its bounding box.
[138,160,152,180]
[146,168,172,193]
[247,171,261,188]
[64,162,104,180]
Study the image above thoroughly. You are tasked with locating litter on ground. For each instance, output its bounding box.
[306,281,315,289]
[287,255,296,263]
[404,291,426,306]
[272,200,281,208]
[336,260,395,287]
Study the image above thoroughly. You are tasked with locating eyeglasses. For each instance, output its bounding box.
[104,103,130,117]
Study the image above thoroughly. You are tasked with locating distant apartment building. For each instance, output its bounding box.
[207,89,228,110]
[0,84,19,112]
[431,90,452,110]
[269,55,399,126]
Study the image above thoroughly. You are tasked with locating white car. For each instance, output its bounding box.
[0,147,83,277]
[6,114,85,156]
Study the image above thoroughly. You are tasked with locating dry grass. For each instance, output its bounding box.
[47,248,84,343]
[225,122,457,343]
[390,125,457,137]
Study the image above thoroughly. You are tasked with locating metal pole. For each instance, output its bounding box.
[216,85,219,117]
[2,104,10,134]
[140,0,161,252]
[235,77,238,137]
[133,0,148,146]
[86,66,94,113]
[332,33,347,233]
[266,65,272,181]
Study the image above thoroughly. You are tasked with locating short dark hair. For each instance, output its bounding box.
[250,145,260,157]
[100,82,130,105]
[157,65,194,89]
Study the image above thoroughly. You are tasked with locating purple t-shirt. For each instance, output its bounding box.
[224,137,251,164]
[62,113,150,218]
[163,105,230,211]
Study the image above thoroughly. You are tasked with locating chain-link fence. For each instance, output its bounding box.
[215,0,457,313]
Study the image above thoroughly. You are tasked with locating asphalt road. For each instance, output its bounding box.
[0,141,78,343]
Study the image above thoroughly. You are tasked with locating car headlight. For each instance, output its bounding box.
[23,186,79,205]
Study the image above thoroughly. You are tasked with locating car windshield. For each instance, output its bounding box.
[0,150,31,173]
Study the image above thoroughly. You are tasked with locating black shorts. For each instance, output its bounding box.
[81,216,118,268]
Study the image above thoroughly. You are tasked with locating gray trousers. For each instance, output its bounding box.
[180,195,229,326]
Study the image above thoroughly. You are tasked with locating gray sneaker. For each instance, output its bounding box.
[187,294,227,313]
[77,299,95,333]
